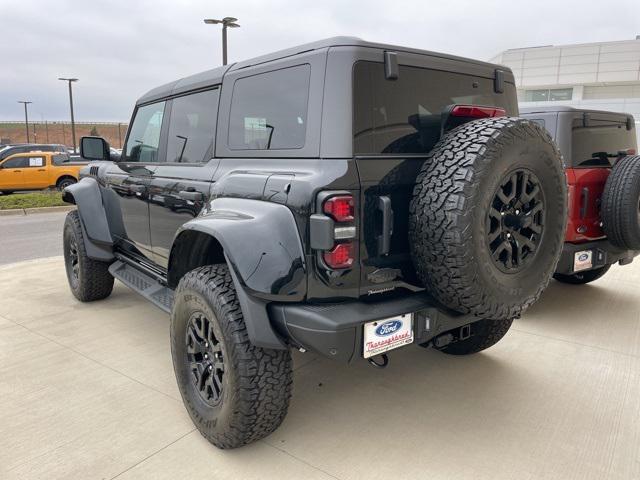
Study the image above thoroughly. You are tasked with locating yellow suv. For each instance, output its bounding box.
[0,151,85,194]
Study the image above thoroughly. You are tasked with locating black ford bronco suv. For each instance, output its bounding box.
[62,37,567,449]
[521,106,640,284]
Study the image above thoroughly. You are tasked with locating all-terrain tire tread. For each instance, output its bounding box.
[64,210,114,301]
[409,117,566,320]
[171,265,292,449]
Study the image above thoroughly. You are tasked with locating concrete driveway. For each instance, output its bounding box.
[0,257,639,480]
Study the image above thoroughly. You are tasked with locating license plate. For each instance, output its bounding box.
[363,314,413,358]
[574,250,593,272]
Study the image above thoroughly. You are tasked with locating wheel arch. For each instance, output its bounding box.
[56,174,78,188]
[62,177,114,261]
[167,198,307,349]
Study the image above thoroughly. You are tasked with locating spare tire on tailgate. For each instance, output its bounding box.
[409,117,567,320]
[601,155,640,250]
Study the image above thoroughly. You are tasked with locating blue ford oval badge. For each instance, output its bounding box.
[375,320,403,337]
[578,253,589,261]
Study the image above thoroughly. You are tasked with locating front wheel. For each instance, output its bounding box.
[553,264,611,285]
[63,210,114,301]
[171,264,292,449]
[435,318,514,355]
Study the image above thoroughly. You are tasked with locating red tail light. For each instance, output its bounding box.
[323,195,354,222]
[450,105,507,119]
[323,242,354,269]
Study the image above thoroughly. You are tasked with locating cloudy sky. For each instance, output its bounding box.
[1,0,639,122]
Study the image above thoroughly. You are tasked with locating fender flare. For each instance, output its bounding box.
[62,177,114,261]
[171,198,307,349]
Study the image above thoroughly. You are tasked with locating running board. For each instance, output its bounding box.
[109,260,174,313]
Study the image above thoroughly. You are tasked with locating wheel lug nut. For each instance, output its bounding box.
[507,233,512,238]
[204,354,208,359]
[515,209,520,215]
[208,365,213,371]
[501,212,505,216]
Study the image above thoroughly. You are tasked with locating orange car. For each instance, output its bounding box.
[0,151,86,194]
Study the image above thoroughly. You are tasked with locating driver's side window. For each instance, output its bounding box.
[124,101,166,162]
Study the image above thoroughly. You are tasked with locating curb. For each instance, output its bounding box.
[0,205,75,217]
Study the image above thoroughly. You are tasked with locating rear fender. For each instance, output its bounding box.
[171,197,307,349]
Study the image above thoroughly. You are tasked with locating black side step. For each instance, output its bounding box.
[109,260,174,313]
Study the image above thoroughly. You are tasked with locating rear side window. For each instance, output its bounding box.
[124,101,166,162]
[353,61,518,154]
[166,89,219,163]
[52,154,70,165]
[228,65,310,150]
[571,118,637,167]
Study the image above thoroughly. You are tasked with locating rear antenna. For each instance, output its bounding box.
[384,51,399,80]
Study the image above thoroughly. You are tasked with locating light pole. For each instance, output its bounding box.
[58,77,78,152]
[203,17,240,65]
[17,101,32,143]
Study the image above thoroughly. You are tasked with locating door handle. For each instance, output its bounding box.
[377,195,394,256]
[129,184,146,193]
[37,169,46,172]
[178,190,204,201]
[12,170,22,173]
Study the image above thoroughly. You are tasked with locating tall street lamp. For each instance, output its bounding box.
[17,101,32,143]
[203,17,240,66]
[58,77,78,152]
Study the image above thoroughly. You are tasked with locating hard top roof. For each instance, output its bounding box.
[137,36,508,104]
[520,105,634,119]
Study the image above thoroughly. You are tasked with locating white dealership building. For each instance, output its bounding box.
[490,37,640,135]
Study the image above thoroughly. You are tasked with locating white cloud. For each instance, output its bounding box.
[1,0,638,121]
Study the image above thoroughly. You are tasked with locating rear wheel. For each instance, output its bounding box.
[436,318,514,356]
[410,117,567,320]
[63,210,114,301]
[553,264,611,285]
[57,177,77,191]
[171,264,292,449]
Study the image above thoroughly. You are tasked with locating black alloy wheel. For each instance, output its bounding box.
[185,312,225,407]
[487,169,545,273]
[66,235,80,289]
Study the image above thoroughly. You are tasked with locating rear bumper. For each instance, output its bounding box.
[269,292,477,362]
[555,239,639,275]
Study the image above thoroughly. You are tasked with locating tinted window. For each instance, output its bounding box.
[353,62,518,154]
[228,65,310,150]
[52,154,70,165]
[572,118,637,167]
[166,89,219,163]
[124,101,166,162]
[2,157,28,168]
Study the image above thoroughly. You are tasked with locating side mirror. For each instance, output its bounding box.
[80,136,110,161]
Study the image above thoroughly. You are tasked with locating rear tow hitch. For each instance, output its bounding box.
[433,324,472,349]
[367,353,389,369]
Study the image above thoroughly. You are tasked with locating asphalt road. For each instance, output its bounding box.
[0,211,68,265]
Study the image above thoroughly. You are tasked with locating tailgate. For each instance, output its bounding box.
[356,157,423,295]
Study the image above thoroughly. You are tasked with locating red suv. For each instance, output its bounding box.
[522,106,640,284]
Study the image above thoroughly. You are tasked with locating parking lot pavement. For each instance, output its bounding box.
[1,258,639,480]
[0,211,68,265]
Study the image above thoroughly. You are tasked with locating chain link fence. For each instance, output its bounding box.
[0,121,129,149]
